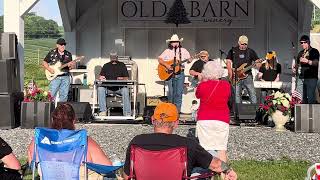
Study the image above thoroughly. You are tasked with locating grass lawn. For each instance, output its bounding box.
[20,159,311,180]
[24,38,56,90]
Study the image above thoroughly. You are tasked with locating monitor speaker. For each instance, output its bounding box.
[236,103,258,121]
[0,32,17,59]
[0,59,21,94]
[0,92,24,129]
[58,102,92,122]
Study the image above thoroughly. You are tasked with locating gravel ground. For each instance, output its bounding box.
[1,124,320,163]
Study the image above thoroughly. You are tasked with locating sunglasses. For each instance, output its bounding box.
[200,56,207,58]
[300,41,308,44]
[59,43,66,46]
[240,43,247,46]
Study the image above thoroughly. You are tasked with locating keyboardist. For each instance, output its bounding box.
[97,51,131,116]
[257,51,282,99]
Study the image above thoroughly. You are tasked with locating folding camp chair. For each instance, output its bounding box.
[306,163,320,180]
[128,145,214,180]
[31,127,123,180]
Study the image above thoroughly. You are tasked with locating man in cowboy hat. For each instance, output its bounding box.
[158,34,192,112]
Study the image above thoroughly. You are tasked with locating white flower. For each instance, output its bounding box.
[274,91,283,99]
[285,93,290,99]
[281,99,290,108]
[43,91,48,96]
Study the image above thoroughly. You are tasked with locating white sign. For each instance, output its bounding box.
[119,0,254,28]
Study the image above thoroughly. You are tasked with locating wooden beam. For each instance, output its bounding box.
[20,0,40,16]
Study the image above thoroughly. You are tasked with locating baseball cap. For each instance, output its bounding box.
[56,38,66,45]
[300,35,310,42]
[153,103,178,122]
[238,35,248,44]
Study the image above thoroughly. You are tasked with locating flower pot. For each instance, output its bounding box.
[21,101,55,129]
[271,110,289,132]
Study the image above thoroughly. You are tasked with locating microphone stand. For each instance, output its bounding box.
[171,46,178,105]
[231,47,240,123]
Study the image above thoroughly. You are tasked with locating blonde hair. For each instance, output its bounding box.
[202,61,224,80]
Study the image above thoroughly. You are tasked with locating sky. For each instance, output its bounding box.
[0,0,62,26]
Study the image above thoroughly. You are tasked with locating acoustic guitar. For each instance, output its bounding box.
[158,54,199,81]
[231,59,264,85]
[45,56,84,81]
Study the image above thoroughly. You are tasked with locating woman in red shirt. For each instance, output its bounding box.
[196,61,231,164]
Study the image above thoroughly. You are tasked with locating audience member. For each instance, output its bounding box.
[27,103,112,179]
[195,61,231,166]
[123,102,237,180]
[0,137,21,180]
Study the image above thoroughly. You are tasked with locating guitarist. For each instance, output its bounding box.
[42,38,75,102]
[226,35,260,104]
[293,35,319,104]
[158,34,191,112]
[189,50,213,84]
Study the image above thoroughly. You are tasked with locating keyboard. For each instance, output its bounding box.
[95,80,137,86]
[254,81,283,89]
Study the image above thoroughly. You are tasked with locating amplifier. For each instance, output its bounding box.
[0,59,21,94]
[0,32,17,59]
[236,103,259,121]
[0,92,23,129]
[295,104,320,133]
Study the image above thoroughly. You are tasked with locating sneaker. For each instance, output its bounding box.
[99,111,107,116]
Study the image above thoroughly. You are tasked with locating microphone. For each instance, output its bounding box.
[291,42,295,49]
[219,49,226,55]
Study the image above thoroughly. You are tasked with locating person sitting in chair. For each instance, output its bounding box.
[98,51,131,116]
[27,103,112,179]
[123,102,237,180]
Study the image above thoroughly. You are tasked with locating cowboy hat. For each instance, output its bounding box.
[166,34,183,43]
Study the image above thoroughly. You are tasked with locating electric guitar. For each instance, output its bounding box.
[45,56,84,81]
[231,59,264,85]
[158,54,199,81]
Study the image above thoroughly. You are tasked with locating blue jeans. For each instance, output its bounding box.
[235,75,257,104]
[98,87,131,115]
[302,78,318,104]
[167,72,185,112]
[49,75,70,102]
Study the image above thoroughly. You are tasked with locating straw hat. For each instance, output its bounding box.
[166,34,183,43]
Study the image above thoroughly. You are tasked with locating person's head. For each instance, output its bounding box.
[152,103,179,133]
[51,103,76,130]
[167,34,183,49]
[56,38,66,53]
[110,51,118,62]
[202,61,224,80]
[265,51,277,69]
[199,50,209,61]
[300,35,310,50]
[238,35,248,50]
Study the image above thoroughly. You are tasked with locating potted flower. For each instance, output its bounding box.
[259,91,295,131]
[21,81,55,129]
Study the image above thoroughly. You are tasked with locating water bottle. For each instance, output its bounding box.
[83,73,87,86]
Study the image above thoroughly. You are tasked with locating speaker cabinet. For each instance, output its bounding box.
[0,92,23,129]
[0,32,17,59]
[0,59,21,93]
[236,103,258,121]
[295,104,320,133]
[58,102,92,122]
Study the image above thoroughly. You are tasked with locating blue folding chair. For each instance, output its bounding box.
[31,127,123,180]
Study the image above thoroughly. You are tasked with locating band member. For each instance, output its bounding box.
[293,35,319,104]
[42,38,74,102]
[226,35,260,104]
[158,34,191,112]
[258,51,281,82]
[98,51,131,116]
[189,50,213,82]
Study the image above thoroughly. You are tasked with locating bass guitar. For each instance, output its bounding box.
[231,59,264,85]
[45,56,84,81]
[158,54,199,81]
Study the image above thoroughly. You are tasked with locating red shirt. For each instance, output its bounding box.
[196,80,231,124]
